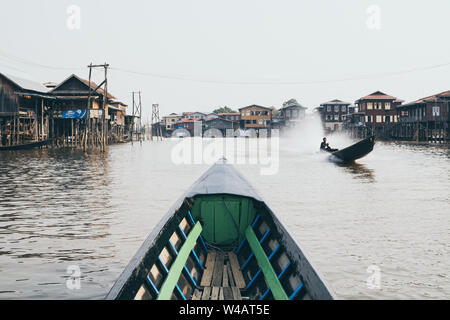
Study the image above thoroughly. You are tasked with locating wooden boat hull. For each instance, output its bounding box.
[330,136,375,162]
[106,160,334,301]
[0,140,49,151]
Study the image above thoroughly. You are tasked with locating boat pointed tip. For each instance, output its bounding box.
[217,156,228,164]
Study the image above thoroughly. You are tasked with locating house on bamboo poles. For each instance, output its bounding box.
[393,90,450,143]
[0,72,52,147]
[354,91,404,139]
[49,74,128,147]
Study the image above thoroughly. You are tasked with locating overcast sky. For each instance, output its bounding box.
[1,0,449,119]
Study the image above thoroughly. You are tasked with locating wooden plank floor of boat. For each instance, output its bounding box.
[197,250,243,300]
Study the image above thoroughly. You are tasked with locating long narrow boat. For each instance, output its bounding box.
[329,136,375,162]
[106,159,334,301]
[0,140,49,151]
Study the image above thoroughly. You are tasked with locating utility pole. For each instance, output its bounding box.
[86,63,110,152]
[103,64,109,151]
[85,63,92,151]
[132,91,142,142]
[152,104,163,141]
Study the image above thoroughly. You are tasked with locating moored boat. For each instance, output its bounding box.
[328,136,375,162]
[106,159,334,301]
[0,140,49,151]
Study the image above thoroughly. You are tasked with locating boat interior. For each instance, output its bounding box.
[132,194,309,301]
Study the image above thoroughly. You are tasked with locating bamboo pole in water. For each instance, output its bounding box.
[41,99,44,141]
[13,114,16,145]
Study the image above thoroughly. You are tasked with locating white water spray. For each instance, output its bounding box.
[281,111,356,155]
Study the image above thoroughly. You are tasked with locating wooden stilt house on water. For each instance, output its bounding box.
[394,90,450,143]
[0,72,52,149]
[49,74,126,148]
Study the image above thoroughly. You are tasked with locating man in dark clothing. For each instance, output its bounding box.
[320,137,338,152]
[320,137,328,151]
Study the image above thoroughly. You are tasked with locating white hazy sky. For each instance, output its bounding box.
[1,0,449,119]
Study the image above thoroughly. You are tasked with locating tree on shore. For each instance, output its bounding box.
[213,106,237,114]
[282,98,301,108]
[270,106,280,118]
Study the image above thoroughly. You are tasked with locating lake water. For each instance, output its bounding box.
[0,131,449,299]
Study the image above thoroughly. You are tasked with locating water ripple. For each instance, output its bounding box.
[0,141,449,299]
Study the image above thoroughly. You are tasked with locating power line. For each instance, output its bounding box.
[1,48,449,85]
[110,61,450,85]
[0,49,83,71]
[0,59,28,74]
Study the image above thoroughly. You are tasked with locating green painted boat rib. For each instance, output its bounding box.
[245,226,289,300]
[157,222,203,300]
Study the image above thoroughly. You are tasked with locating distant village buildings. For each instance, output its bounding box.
[313,90,449,143]
[162,102,305,137]
[318,99,352,132]
[160,91,448,143]
[397,90,449,124]
[183,112,208,120]
[394,90,449,142]
[355,91,403,127]
[174,118,199,133]
[162,101,312,137]
[1,66,448,146]
[279,100,307,129]
[163,113,181,131]
[217,112,241,123]
[203,117,238,136]
[239,105,272,129]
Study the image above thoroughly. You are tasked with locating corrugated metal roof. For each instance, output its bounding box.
[1,72,49,93]
[51,74,117,100]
